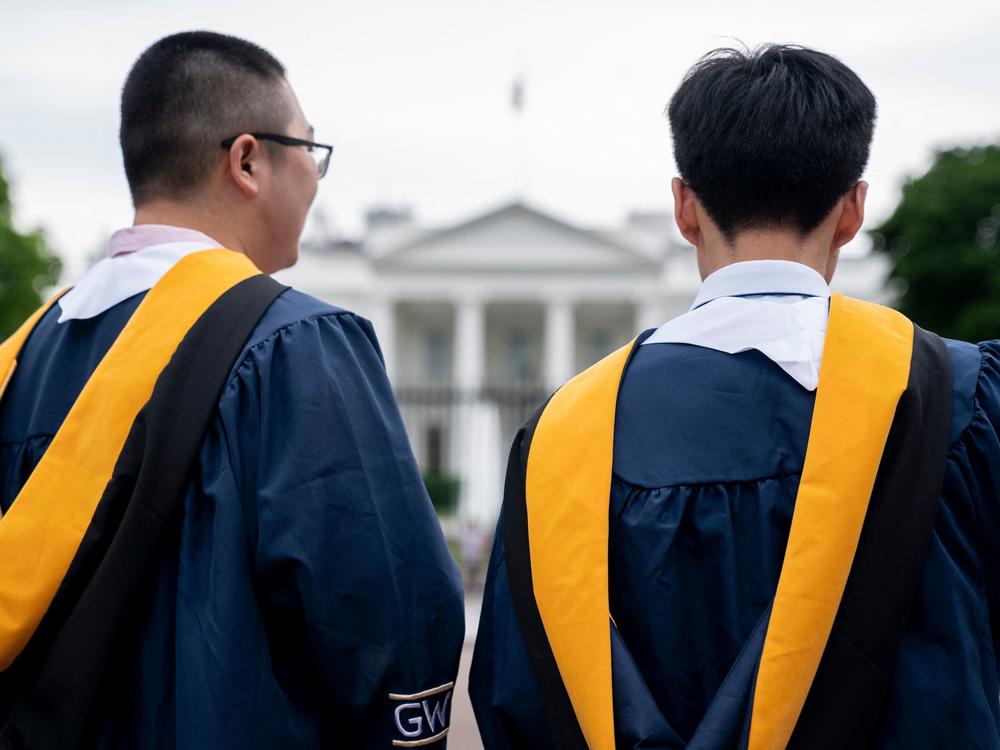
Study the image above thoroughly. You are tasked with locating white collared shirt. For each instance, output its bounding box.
[57,226,222,323]
[643,260,832,391]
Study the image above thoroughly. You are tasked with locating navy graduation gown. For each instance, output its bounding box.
[0,288,464,748]
[470,337,1000,749]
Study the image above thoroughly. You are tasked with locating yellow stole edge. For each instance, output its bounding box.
[525,337,636,750]
[0,248,260,671]
[747,293,914,750]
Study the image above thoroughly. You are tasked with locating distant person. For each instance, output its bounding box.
[470,44,1000,748]
[460,520,490,584]
[0,31,463,748]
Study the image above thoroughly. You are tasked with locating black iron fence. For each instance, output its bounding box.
[395,384,548,503]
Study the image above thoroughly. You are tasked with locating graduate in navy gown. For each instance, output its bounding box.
[0,33,462,748]
[470,45,1000,749]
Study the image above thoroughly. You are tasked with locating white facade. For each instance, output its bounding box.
[277,201,891,526]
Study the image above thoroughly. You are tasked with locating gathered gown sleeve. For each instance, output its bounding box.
[211,311,465,747]
[956,343,1000,598]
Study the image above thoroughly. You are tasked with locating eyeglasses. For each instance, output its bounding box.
[220,133,334,179]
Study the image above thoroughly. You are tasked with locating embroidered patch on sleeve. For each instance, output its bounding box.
[389,681,454,747]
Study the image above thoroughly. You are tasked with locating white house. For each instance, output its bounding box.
[277,201,891,526]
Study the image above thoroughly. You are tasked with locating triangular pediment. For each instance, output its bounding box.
[371,202,660,272]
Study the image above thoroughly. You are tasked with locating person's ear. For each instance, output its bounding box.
[226,135,261,198]
[832,180,868,250]
[672,177,702,247]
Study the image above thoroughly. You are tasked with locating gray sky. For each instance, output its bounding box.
[3,0,999,279]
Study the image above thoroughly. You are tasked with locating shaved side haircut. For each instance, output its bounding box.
[120,31,292,206]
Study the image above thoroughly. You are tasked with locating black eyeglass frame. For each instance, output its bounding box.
[220,132,334,178]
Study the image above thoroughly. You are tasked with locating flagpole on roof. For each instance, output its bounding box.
[511,70,528,202]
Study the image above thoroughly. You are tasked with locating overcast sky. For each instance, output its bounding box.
[3,0,999,279]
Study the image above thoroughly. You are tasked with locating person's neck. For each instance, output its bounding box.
[697,229,836,282]
[133,199,248,256]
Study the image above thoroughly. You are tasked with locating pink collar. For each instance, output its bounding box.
[108,224,220,258]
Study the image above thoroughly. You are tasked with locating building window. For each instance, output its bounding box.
[426,424,444,471]
[506,329,534,383]
[424,331,448,383]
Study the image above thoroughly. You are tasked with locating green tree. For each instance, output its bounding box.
[0,157,62,339]
[873,145,1000,342]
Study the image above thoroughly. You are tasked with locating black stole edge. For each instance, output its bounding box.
[788,325,953,749]
[0,274,286,750]
[503,399,590,749]
[503,334,651,749]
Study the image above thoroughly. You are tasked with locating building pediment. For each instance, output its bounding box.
[371,202,661,273]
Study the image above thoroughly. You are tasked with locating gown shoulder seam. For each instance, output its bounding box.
[223,309,363,385]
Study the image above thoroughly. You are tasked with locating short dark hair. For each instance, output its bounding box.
[120,31,291,205]
[667,44,876,240]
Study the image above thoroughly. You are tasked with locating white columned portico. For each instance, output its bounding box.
[544,297,575,391]
[455,296,485,390]
[367,297,397,383]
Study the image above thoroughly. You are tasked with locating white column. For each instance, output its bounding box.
[450,297,501,525]
[368,298,397,383]
[544,298,574,391]
[454,297,485,391]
